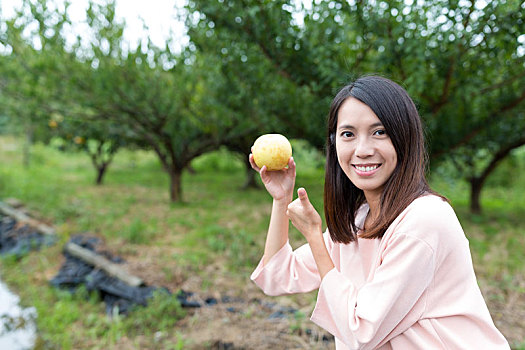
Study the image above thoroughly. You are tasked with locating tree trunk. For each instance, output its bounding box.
[467,138,525,214]
[469,177,483,214]
[23,125,33,168]
[168,169,183,202]
[96,164,108,185]
[89,144,115,186]
[242,155,258,190]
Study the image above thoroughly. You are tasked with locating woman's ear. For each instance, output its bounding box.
[330,133,335,145]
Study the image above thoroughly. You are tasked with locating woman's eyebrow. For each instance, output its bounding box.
[337,122,384,130]
[337,124,354,130]
[370,122,384,128]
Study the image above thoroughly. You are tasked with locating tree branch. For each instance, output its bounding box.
[474,137,525,186]
[473,71,525,97]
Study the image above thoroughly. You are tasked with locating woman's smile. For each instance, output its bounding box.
[352,163,382,176]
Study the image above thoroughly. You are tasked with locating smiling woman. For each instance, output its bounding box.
[334,97,398,212]
[325,76,431,241]
[249,75,511,349]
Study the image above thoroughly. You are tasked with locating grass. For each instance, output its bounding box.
[0,135,524,349]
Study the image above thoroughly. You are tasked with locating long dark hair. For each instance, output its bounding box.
[324,75,444,243]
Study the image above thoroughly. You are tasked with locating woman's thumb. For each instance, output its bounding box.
[297,187,309,203]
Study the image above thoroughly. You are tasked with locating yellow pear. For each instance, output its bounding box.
[252,134,292,171]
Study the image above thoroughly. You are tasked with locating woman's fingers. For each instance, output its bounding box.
[248,153,261,172]
[288,188,316,219]
[287,188,322,239]
[259,165,272,185]
[297,187,308,202]
[250,153,296,194]
[288,157,296,177]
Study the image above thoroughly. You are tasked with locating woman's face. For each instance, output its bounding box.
[335,97,397,202]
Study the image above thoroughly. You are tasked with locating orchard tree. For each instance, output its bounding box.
[101,44,254,202]
[186,0,329,188]
[447,109,525,213]
[186,0,525,210]
[414,0,525,212]
[0,0,72,166]
[1,0,138,183]
[55,1,140,185]
[80,0,248,201]
[73,0,248,202]
[186,0,352,151]
[47,110,136,185]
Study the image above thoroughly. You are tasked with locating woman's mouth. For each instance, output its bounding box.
[353,164,381,176]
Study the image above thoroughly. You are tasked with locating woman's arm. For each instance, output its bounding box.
[263,197,292,265]
[306,234,335,279]
[250,155,328,295]
[251,233,330,296]
[287,187,335,278]
[249,153,295,263]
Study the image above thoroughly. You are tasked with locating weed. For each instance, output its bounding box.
[120,290,186,335]
[289,310,306,334]
[121,217,157,244]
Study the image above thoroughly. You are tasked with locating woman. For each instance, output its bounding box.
[249,76,509,349]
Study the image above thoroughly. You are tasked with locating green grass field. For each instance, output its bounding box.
[0,135,524,349]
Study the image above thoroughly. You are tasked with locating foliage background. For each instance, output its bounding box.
[0,0,524,348]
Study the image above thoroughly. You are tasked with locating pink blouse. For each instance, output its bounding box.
[251,195,509,349]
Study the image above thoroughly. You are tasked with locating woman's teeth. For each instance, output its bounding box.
[355,165,379,172]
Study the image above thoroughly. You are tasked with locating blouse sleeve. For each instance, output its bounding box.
[250,232,334,296]
[311,233,435,350]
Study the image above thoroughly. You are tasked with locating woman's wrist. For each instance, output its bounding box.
[273,195,292,206]
[307,230,334,279]
[305,226,324,244]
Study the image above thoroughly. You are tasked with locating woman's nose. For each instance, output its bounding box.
[355,137,374,158]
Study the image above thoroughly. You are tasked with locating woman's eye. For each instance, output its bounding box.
[341,131,354,138]
[374,129,387,136]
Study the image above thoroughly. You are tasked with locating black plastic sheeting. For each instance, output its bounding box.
[50,234,168,315]
[49,234,219,315]
[0,214,56,257]
[47,234,311,322]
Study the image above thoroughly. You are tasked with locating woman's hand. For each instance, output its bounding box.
[249,153,296,202]
[287,188,323,241]
[288,188,333,278]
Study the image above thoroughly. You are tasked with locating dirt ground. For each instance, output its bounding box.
[179,268,333,349]
[123,246,525,349]
[122,249,335,349]
[477,276,525,349]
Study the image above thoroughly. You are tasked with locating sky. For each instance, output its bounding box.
[0,0,189,52]
[3,0,521,56]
